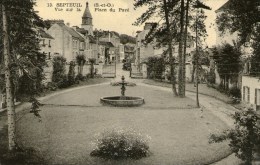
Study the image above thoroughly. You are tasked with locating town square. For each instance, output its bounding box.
[0,0,260,165]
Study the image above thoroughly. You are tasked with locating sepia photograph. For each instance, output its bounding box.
[0,0,260,164]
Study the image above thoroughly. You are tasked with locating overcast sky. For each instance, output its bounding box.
[35,0,228,47]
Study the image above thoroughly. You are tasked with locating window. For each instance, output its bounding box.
[42,39,45,46]
[243,86,250,103]
[48,52,51,59]
[48,40,51,47]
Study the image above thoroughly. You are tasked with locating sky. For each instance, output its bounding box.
[34,0,228,47]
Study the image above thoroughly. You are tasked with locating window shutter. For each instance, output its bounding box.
[243,86,245,101]
[248,87,250,102]
[255,89,258,105]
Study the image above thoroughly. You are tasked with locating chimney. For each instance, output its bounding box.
[66,22,70,27]
[144,22,156,30]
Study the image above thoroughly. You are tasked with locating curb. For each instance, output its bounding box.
[0,82,110,114]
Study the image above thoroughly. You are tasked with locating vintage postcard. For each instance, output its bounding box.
[0,0,259,165]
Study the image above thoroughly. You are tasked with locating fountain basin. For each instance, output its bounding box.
[100,96,144,107]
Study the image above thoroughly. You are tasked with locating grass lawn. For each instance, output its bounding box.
[15,84,232,165]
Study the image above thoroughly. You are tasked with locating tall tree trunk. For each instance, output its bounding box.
[195,8,200,107]
[178,0,185,97]
[163,0,178,96]
[2,4,16,151]
[182,0,190,91]
[191,63,195,82]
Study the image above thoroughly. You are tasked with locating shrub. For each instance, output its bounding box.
[229,86,241,98]
[147,56,165,80]
[46,82,58,91]
[67,61,76,86]
[52,56,66,84]
[90,128,151,160]
[75,73,86,81]
[89,58,96,78]
[209,108,260,165]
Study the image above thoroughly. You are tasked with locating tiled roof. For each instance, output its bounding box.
[57,23,85,42]
[76,28,88,35]
[88,35,96,43]
[215,0,231,12]
[99,41,114,47]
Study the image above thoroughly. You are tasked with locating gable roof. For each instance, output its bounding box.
[57,23,85,42]
[99,41,114,47]
[38,28,54,39]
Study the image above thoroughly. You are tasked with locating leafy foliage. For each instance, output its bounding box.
[90,128,151,160]
[88,58,96,78]
[250,25,260,77]
[215,0,260,44]
[209,108,260,165]
[212,43,242,81]
[147,56,165,80]
[67,61,76,85]
[29,97,42,121]
[52,56,67,88]
[119,34,136,44]
[228,86,241,99]
[0,0,47,96]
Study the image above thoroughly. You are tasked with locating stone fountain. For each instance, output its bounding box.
[100,76,144,107]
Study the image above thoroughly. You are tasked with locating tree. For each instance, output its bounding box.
[0,0,46,97]
[76,54,86,76]
[133,0,209,97]
[250,25,260,77]
[212,43,242,89]
[216,0,260,44]
[52,56,66,87]
[67,61,76,85]
[209,108,260,165]
[133,0,181,96]
[119,34,136,45]
[2,3,16,151]
[89,58,96,78]
[1,0,46,151]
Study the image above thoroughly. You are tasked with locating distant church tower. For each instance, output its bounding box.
[81,2,93,35]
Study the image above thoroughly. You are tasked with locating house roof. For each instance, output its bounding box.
[100,31,120,38]
[99,41,114,47]
[57,23,85,42]
[124,45,134,52]
[82,2,92,18]
[88,35,96,43]
[215,0,231,12]
[38,28,54,39]
[76,27,88,35]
